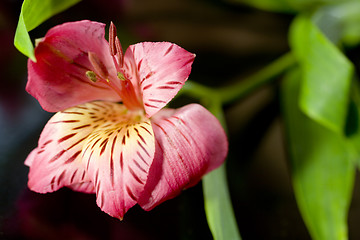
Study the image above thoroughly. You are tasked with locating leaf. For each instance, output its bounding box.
[14,0,81,61]
[331,1,360,47]
[313,1,360,47]
[203,166,241,240]
[202,100,241,240]
[289,15,354,134]
[344,81,360,167]
[281,67,356,240]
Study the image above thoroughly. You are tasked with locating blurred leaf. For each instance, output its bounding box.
[282,68,356,240]
[320,0,360,46]
[231,0,354,13]
[14,0,81,61]
[202,100,241,240]
[230,0,296,13]
[290,15,353,134]
[315,1,360,47]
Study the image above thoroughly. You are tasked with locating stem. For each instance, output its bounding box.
[219,52,296,104]
[180,52,296,104]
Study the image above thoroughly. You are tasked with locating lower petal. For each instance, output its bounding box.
[25,102,122,193]
[138,104,228,210]
[81,109,155,219]
[26,101,128,194]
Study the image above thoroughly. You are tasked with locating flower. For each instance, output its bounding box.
[25,20,228,219]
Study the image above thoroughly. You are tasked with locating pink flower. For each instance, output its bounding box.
[25,20,227,219]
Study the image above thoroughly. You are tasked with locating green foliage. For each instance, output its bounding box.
[284,7,360,239]
[289,15,354,134]
[282,68,356,240]
[14,0,81,61]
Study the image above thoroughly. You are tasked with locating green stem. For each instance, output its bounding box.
[219,52,296,104]
[181,52,296,104]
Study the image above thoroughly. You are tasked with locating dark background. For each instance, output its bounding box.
[1,0,360,239]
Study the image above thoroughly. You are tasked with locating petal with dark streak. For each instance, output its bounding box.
[81,106,155,219]
[26,101,131,194]
[25,102,116,193]
[138,104,228,210]
[124,42,195,118]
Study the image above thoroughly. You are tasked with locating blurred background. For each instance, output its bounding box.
[1,0,360,239]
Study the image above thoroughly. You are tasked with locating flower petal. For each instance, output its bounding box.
[81,105,155,219]
[25,102,112,194]
[124,42,195,118]
[138,104,228,210]
[27,20,120,112]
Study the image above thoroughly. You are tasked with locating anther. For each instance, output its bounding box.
[117,72,126,81]
[88,52,109,79]
[86,71,98,82]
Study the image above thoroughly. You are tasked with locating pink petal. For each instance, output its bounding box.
[81,104,155,219]
[124,42,195,118]
[26,103,105,194]
[27,20,120,112]
[138,104,228,210]
[68,182,96,193]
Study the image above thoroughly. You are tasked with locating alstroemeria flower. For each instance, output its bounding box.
[25,20,227,219]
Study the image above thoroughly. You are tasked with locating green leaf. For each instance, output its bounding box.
[203,166,241,240]
[14,0,81,61]
[281,68,356,240]
[290,15,354,134]
[202,100,241,240]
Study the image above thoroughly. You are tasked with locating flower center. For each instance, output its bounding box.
[84,22,143,112]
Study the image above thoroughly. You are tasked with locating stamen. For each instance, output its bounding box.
[84,22,143,111]
[86,71,98,82]
[109,22,117,56]
[108,22,123,71]
[88,52,109,79]
[115,36,124,68]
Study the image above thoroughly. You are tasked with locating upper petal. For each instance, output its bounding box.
[138,104,228,210]
[27,20,120,112]
[81,103,155,219]
[124,42,195,118]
